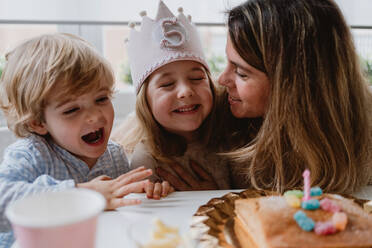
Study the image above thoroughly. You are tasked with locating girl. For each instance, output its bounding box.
[113,1,230,196]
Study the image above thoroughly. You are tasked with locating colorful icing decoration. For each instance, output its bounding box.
[301,199,320,210]
[285,169,348,235]
[285,194,301,208]
[294,211,315,231]
[314,221,337,235]
[320,198,341,213]
[310,186,322,196]
[284,190,304,198]
[294,210,307,220]
[332,212,347,231]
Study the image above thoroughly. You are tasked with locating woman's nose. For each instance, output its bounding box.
[218,68,234,88]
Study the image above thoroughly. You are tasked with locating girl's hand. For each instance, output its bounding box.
[144,180,174,200]
[77,166,152,210]
[156,160,218,191]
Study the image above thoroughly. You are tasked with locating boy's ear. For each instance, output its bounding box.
[28,120,48,135]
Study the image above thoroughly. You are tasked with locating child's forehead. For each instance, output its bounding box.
[162,60,205,72]
[150,61,207,79]
[48,86,112,106]
[51,76,113,97]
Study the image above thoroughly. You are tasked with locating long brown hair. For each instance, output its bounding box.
[226,0,372,193]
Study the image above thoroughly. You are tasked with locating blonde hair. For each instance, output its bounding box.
[0,33,114,137]
[113,70,218,163]
[225,0,372,193]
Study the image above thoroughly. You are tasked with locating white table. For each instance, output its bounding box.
[13,187,372,248]
[95,190,241,248]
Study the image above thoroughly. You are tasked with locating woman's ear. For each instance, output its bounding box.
[28,120,48,135]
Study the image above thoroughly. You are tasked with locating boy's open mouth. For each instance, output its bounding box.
[81,128,104,144]
[173,104,200,113]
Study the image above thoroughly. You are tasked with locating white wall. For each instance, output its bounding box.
[1,0,371,25]
[0,0,244,23]
[336,0,372,26]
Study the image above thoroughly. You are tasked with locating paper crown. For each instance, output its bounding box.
[126,0,209,94]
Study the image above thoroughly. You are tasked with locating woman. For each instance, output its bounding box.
[159,0,372,194]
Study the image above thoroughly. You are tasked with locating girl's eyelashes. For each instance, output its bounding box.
[159,82,175,88]
[190,76,206,81]
[156,74,207,88]
[63,107,79,115]
[96,96,109,103]
[189,71,207,80]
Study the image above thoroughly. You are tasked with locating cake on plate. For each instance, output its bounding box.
[234,171,372,248]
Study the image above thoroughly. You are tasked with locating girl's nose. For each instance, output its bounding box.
[177,83,194,99]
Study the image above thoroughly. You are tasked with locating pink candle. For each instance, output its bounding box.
[302,169,311,201]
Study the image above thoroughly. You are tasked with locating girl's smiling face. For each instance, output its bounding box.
[146,60,213,141]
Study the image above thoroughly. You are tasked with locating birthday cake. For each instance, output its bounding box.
[234,171,372,248]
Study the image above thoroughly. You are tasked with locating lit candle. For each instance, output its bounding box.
[302,169,311,201]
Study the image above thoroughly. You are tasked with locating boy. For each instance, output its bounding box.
[0,33,152,247]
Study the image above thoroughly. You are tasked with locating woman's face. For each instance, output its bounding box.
[218,35,270,118]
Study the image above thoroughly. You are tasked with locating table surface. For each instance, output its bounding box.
[13,186,372,248]
[96,189,242,248]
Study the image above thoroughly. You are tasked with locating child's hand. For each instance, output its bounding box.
[77,166,152,210]
[145,180,174,200]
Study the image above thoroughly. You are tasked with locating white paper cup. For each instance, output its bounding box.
[5,188,106,248]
